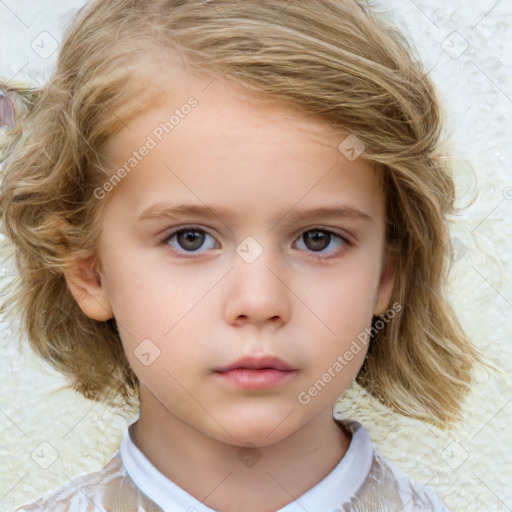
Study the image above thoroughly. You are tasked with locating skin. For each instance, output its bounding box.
[65,70,395,512]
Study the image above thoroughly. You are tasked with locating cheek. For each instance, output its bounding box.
[99,254,166,342]
[101,256,218,356]
[297,253,381,334]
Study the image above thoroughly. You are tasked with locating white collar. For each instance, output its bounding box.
[120,413,374,511]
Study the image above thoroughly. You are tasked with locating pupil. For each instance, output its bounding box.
[179,230,204,251]
[306,230,329,251]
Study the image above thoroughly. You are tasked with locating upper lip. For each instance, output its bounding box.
[214,356,295,372]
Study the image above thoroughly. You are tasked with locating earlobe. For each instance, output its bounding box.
[373,252,396,317]
[63,254,113,321]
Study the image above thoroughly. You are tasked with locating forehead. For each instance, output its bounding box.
[101,71,385,225]
[109,67,344,147]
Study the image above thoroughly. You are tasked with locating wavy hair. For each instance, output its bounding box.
[0,0,493,426]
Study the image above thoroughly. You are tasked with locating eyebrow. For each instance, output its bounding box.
[138,202,373,228]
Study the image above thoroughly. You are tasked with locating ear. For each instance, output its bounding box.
[373,250,396,317]
[63,253,113,321]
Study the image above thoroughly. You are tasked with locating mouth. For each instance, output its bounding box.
[213,356,297,390]
[214,355,294,373]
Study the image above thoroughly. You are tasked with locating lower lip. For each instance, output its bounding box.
[214,369,296,390]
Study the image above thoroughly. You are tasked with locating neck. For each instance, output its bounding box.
[130,387,351,512]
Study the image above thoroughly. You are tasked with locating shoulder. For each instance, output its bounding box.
[357,447,452,511]
[338,419,451,511]
[13,452,164,512]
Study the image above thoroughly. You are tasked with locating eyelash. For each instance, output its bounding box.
[159,225,352,260]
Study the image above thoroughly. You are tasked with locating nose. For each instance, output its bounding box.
[223,240,291,329]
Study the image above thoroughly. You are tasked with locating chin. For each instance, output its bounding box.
[213,412,303,448]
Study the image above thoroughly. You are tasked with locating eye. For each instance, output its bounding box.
[161,226,351,259]
[294,228,350,259]
[162,226,218,255]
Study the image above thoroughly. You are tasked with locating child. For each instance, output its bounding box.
[0,0,492,510]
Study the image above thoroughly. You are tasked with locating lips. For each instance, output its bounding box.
[213,356,297,390]
[214,355,294,373]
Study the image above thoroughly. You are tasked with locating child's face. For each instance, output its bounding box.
[70,72,394,447]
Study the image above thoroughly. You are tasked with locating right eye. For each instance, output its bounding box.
[161,226,220,256]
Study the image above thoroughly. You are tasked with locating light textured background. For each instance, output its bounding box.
[1,1,511,511]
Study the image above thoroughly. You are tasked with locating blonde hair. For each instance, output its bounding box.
[0,0,493,426]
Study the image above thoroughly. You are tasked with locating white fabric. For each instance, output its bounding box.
[14,415,451,512]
